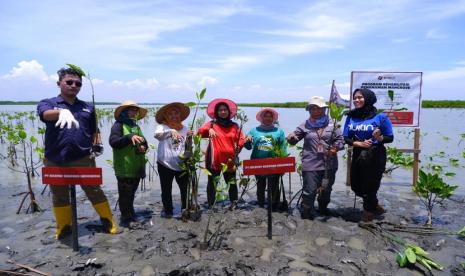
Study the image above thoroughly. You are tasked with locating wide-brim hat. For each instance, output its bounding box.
[114,100,148,120]
[155,102,190,124]
[256,107,278,123]
[306,96,328,110]
[207,98,237,119]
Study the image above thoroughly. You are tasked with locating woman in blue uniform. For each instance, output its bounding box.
[343,88,394,222]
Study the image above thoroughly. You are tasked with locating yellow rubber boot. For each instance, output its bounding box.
[53,206,72,239]
[93,201,119,234]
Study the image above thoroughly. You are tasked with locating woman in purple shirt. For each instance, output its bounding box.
[287,96,344,220]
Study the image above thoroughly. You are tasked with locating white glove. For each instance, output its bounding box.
[55,109,80,129]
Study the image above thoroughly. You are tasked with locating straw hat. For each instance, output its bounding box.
[306,96,328,110]
[155,102,190,124]
[256,107,278,123]
[114,100,148,120]
[206,98,237,119]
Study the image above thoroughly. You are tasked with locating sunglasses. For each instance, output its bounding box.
[64,80,82,87]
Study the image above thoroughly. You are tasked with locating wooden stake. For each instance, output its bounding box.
[412,128,420,186]
[346,147,352,186]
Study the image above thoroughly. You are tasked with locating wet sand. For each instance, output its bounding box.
[1,178,464,275]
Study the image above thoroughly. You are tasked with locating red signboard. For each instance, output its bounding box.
[42,167,103,185]
[243,157,296,176]
[384,111,414,125]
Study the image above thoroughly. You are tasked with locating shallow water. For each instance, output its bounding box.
[0,105,464,197]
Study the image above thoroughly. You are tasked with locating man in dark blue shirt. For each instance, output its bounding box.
[37,66,119,239]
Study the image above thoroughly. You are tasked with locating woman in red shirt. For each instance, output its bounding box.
[198,98,245,206]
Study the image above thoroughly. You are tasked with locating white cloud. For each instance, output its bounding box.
[110,78,160,90]
[1,60,51,82]
[197,76,217,87]
[0,0,248,71]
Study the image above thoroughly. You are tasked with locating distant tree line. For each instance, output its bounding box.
[1,100,465,108]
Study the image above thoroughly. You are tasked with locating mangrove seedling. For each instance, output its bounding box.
[180,88,207,222]
[201,163,229,249]
[413,169,458,225]
[385,147,414,174]
[66,63,103,157]
[7,125,43,214]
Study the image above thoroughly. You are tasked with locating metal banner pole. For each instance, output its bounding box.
[69,185,79,251]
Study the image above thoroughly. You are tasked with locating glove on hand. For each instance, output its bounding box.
[55,109,79,129]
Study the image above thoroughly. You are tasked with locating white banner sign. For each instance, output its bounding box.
[350,71,422,127]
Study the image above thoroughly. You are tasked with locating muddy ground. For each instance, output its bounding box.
[0,177,464,276]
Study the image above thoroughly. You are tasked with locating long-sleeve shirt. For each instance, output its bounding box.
[154,124,188,171]
[109,121,147,149]
[288,122,344,171]
[197,122,245,172]
[37,95,96,163]
[244,126,287,159]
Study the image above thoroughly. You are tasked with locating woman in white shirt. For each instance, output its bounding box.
[154,102,191,218]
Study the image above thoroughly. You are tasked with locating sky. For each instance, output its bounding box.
[0,0,464,103]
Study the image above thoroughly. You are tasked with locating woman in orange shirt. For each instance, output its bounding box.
[197,98,245,206]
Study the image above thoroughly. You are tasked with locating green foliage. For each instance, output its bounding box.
[396,244,443,271]
[388,90,394,102]
[413,169,458,225]
[198,88,206,100]
[396,253,407,267]
[421,100,465,108]
[404,247,416,263]
[265,135,288,158]
[328,102,344,122]
[457,226,465,237]
[449,158,459,167]
[66,63,86,77]
[385,147,414,173]
[414,170,457,201]
[179,134,204,175]
[214,163,232,202]
[18,130,27,140]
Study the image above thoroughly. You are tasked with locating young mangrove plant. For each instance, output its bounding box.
[7,124,43,214]
[200,163,229,249]
[66,63,103,157]
[229,110,249,209]
[413,169,458,225]
[385,147,414,174]
[180,88,207,222]
[321,102,345,193]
